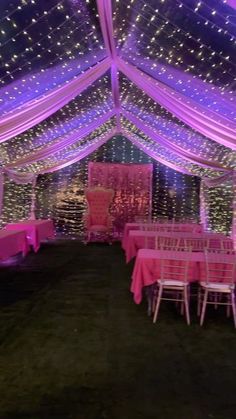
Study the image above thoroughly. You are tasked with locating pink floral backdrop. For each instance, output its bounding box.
[88,162,153,234]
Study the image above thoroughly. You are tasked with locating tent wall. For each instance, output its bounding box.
[1,135,200,236]
[202,182,234,236]
[1,177,33,228]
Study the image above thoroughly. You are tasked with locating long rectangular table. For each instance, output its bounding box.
[124,230,231,262]
[5,219,55,252]
[131,249,236,304]
[122,222,203,250]
[0,229,29,260]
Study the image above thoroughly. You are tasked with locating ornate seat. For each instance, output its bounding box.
[84,187,114,243]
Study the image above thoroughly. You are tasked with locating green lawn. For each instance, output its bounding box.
[0,240,235,419]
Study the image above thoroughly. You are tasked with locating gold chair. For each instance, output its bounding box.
[84,187,114,243]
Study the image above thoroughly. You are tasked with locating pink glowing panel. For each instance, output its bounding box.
[0,229,29,260]
[5,220,55,252]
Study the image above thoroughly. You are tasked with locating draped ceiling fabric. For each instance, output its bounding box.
[88,162,153,233]
[0,0,235,239]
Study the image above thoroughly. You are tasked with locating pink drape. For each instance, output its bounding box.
[122,129,195,176]
[96,0,116,59]
[88,161,153,233]
[0,57,111,143]
[41,129,117,174]
[122,110,230,172]
[117,57,236,150]
[203,171,234,187]
[227,0,236,8]
[96,0,121,130]
[6,109,115,168]
[4,169,37,184]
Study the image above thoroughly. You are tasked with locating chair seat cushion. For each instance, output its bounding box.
[157,279,187,287]
[89,225,109,232]
[200,282,234,292]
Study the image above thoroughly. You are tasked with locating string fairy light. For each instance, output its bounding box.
[114,0,236,91]
[0,0,235,236]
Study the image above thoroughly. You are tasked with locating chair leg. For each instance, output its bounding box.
[184,286,190,325]
[200,289,208,326]
[214,293,218,310]
[227,294,231,317]
[151,284,158,314]
[231,292,236,328]
[197,287,201,316]
[85,231,90,244]
[145,285,154,316]
[153,285,163,323]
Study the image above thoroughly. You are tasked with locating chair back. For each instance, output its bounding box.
[156,235,180,250]
[141,223,172,232]
[160,251,190,284]
[205,249,236,285]
[221,239,234,253]
[183,238,208,252]
[85,187,114,225]
[171,224,201,233]
[207,238,234,253]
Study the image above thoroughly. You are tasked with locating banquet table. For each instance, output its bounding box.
[5,219,55,252]
[131,248,236,304]
[0,229,29,260]
[124,230,231,263]
[122,222,203,250]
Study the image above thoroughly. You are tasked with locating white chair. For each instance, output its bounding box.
[184,238,208,252]
[198,250,236,327]
[155,235,181,251]
[141,224,171,232]
[221,239,234,253]
[153,251,191,325]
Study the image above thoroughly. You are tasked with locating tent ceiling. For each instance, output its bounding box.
[0,0,235,178]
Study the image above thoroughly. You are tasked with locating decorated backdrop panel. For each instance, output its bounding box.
[88,162,153,233]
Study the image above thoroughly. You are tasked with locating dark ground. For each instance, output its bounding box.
[0,240,236,419]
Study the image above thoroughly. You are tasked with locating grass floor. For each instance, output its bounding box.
[0,241,235,418]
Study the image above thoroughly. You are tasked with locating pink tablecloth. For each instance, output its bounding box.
[122,222,203,249]
[5,220,55,252]
[131,249,236,304]
[0,229,29,260]
[124,230,231,262]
